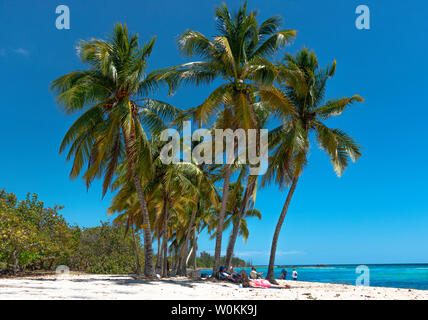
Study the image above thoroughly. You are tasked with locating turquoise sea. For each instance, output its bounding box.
[202,264,428,290]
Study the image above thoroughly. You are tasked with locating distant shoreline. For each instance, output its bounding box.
[249,263,428,268]
[255,265,329,268]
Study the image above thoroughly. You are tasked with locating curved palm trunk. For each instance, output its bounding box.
[266,177,299,283]
[122,126,155,278]
[225,179,255,268]
[213,163,232,273]
[177,205,197,276]
[186,227,201,266]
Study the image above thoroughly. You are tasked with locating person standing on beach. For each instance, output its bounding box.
[279,269,287,280]
[292,269,298,280]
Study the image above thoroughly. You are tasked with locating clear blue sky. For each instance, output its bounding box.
[1,0,427,265]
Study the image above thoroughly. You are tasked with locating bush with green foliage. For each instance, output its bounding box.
[0,189,251,275]
[0,189,143,275]
[70,222,143,274]
[0,190,73,274]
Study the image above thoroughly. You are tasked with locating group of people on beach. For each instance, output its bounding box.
[278,268,298,281]
[216,266,298,285]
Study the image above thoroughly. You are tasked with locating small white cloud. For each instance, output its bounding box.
[13,48,29,56]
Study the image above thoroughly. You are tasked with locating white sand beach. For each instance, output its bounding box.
[0,273,427,300]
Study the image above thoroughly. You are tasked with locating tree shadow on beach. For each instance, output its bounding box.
[15,275,199,289]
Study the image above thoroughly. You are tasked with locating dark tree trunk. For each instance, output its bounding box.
[266,177,299,283]
[173,249,180,275]
[225,178,255,268]
[156,231,162,271]
[213,164,232,273]
[12,250,18,275]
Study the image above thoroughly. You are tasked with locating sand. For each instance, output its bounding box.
[0,273,427,300]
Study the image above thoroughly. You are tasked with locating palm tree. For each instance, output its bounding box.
[263,48,363,282]
[161,1,296,272]
[224,173,257,268]
[175,162,219,276]
[51,23,179,277]
[212,181,261,267]
[147,148,204,277]
[223,102,270,268]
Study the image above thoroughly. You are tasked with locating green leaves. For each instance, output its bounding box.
[315,95,364,119]
[264,48,363,187]
[314,121,362,176]
[161,1,296,131]
[252,29,296,59]
[0,190,72,274]
[178,31,214,58]
[257,86,295,119]
[52,23,175,199]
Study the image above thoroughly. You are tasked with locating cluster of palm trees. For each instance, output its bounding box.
[51,1,362,281]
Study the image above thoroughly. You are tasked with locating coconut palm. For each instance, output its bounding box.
[51,23,179,277]
[175,162,220,276]
[224,173,257,268]
[210,181,262,261]
[222,101,270,268]
[161,1,296,273]
[147,149,205,277]
[263,48,363,282]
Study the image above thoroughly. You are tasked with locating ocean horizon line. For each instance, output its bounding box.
[246,262,428,268]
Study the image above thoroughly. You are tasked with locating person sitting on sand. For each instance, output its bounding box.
[250,267,263,279]
[219,266,230,277]
[292,269,298,280]
[229,266,237,275]
[278,268,287,280]
[228,266,239,281]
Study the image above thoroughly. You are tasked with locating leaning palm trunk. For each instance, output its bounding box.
[213,164,232,273]
[186,227,200,266]
[122,128,155,278]
[177,206,197,275]
[266,177,299,283]
[225,179,255,268]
